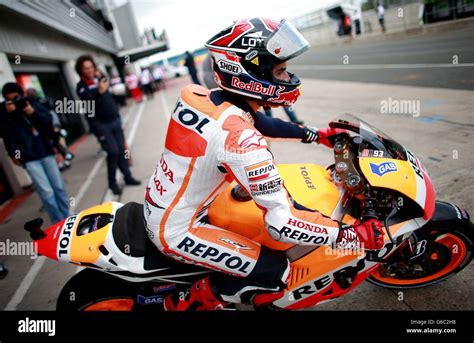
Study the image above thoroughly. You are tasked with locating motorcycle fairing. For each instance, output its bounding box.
[34,202,212,282]
[52,201,168,275]
[68,202,117,263]
[35,202,116,262]
[274,255,380,310]
[329,114,436,221]
[273,217,425,309]
[359,155,435,220]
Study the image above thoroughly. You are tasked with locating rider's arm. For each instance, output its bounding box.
[219,118,354,247]
[253,111,305,139]
[253,111,338,145]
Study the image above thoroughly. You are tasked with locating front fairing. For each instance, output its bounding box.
[329,114,436,220]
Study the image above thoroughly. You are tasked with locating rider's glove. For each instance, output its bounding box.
[314,127,349,148]
[336,219,385,250]
[302,126,318,144]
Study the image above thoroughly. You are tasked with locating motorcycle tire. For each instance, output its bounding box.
[367,221,473,289]
[57,268,136,311]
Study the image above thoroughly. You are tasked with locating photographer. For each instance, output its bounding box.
[75,55,141,195]
[0,82,70,224]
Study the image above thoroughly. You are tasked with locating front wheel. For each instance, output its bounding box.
[367,222,473,289]
[57,269,135,311]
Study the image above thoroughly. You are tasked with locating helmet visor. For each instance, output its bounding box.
[266,20,310,60]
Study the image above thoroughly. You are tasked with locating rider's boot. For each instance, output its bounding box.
[163,276,228,311]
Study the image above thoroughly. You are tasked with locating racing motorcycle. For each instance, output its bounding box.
[24,114,473,311]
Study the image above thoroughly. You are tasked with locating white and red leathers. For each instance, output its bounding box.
[144,84,350,303]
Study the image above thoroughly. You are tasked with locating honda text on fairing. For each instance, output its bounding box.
[24,114,473,311]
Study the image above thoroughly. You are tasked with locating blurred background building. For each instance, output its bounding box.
[0,0,168,203]
[292,0,474,45]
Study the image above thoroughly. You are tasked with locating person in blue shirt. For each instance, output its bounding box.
[75,55,141,195]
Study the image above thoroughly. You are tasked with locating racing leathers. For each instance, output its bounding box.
[145,85,364,308]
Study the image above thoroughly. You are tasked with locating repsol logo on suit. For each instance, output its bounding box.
[173,100,210,135]
[177,237,252,274]
[269,225,330,245]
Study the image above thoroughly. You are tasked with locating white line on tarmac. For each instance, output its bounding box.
[159,89,171,120]
[127,101,146,146]
[291,63,474,70]
[4,105,137,310]
[3,255,46,310]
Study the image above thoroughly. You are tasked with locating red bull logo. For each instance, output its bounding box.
[268,86,301,106]
[231,77,276,96]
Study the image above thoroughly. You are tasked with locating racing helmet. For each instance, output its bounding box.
[205,18,310,106]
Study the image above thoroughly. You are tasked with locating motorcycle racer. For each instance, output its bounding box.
[144,18,385,311]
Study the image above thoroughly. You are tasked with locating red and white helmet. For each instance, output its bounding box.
[205,18,310,107]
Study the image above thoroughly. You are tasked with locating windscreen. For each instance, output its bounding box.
[329,113,407,161]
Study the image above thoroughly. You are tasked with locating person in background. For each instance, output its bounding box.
[184,50,201,85]
[152,65,165,91]
[140,68,154,99]
[337,13,352,36]
[0,82,70,223]
[343,13,352,36]
[125,71,143,103]
[75,55,141,195]
[377,3,386,33]
[26,88,74,171]
[110,74,127,107]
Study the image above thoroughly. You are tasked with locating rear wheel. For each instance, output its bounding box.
[368,224,473,289]
[57,269,136,311]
